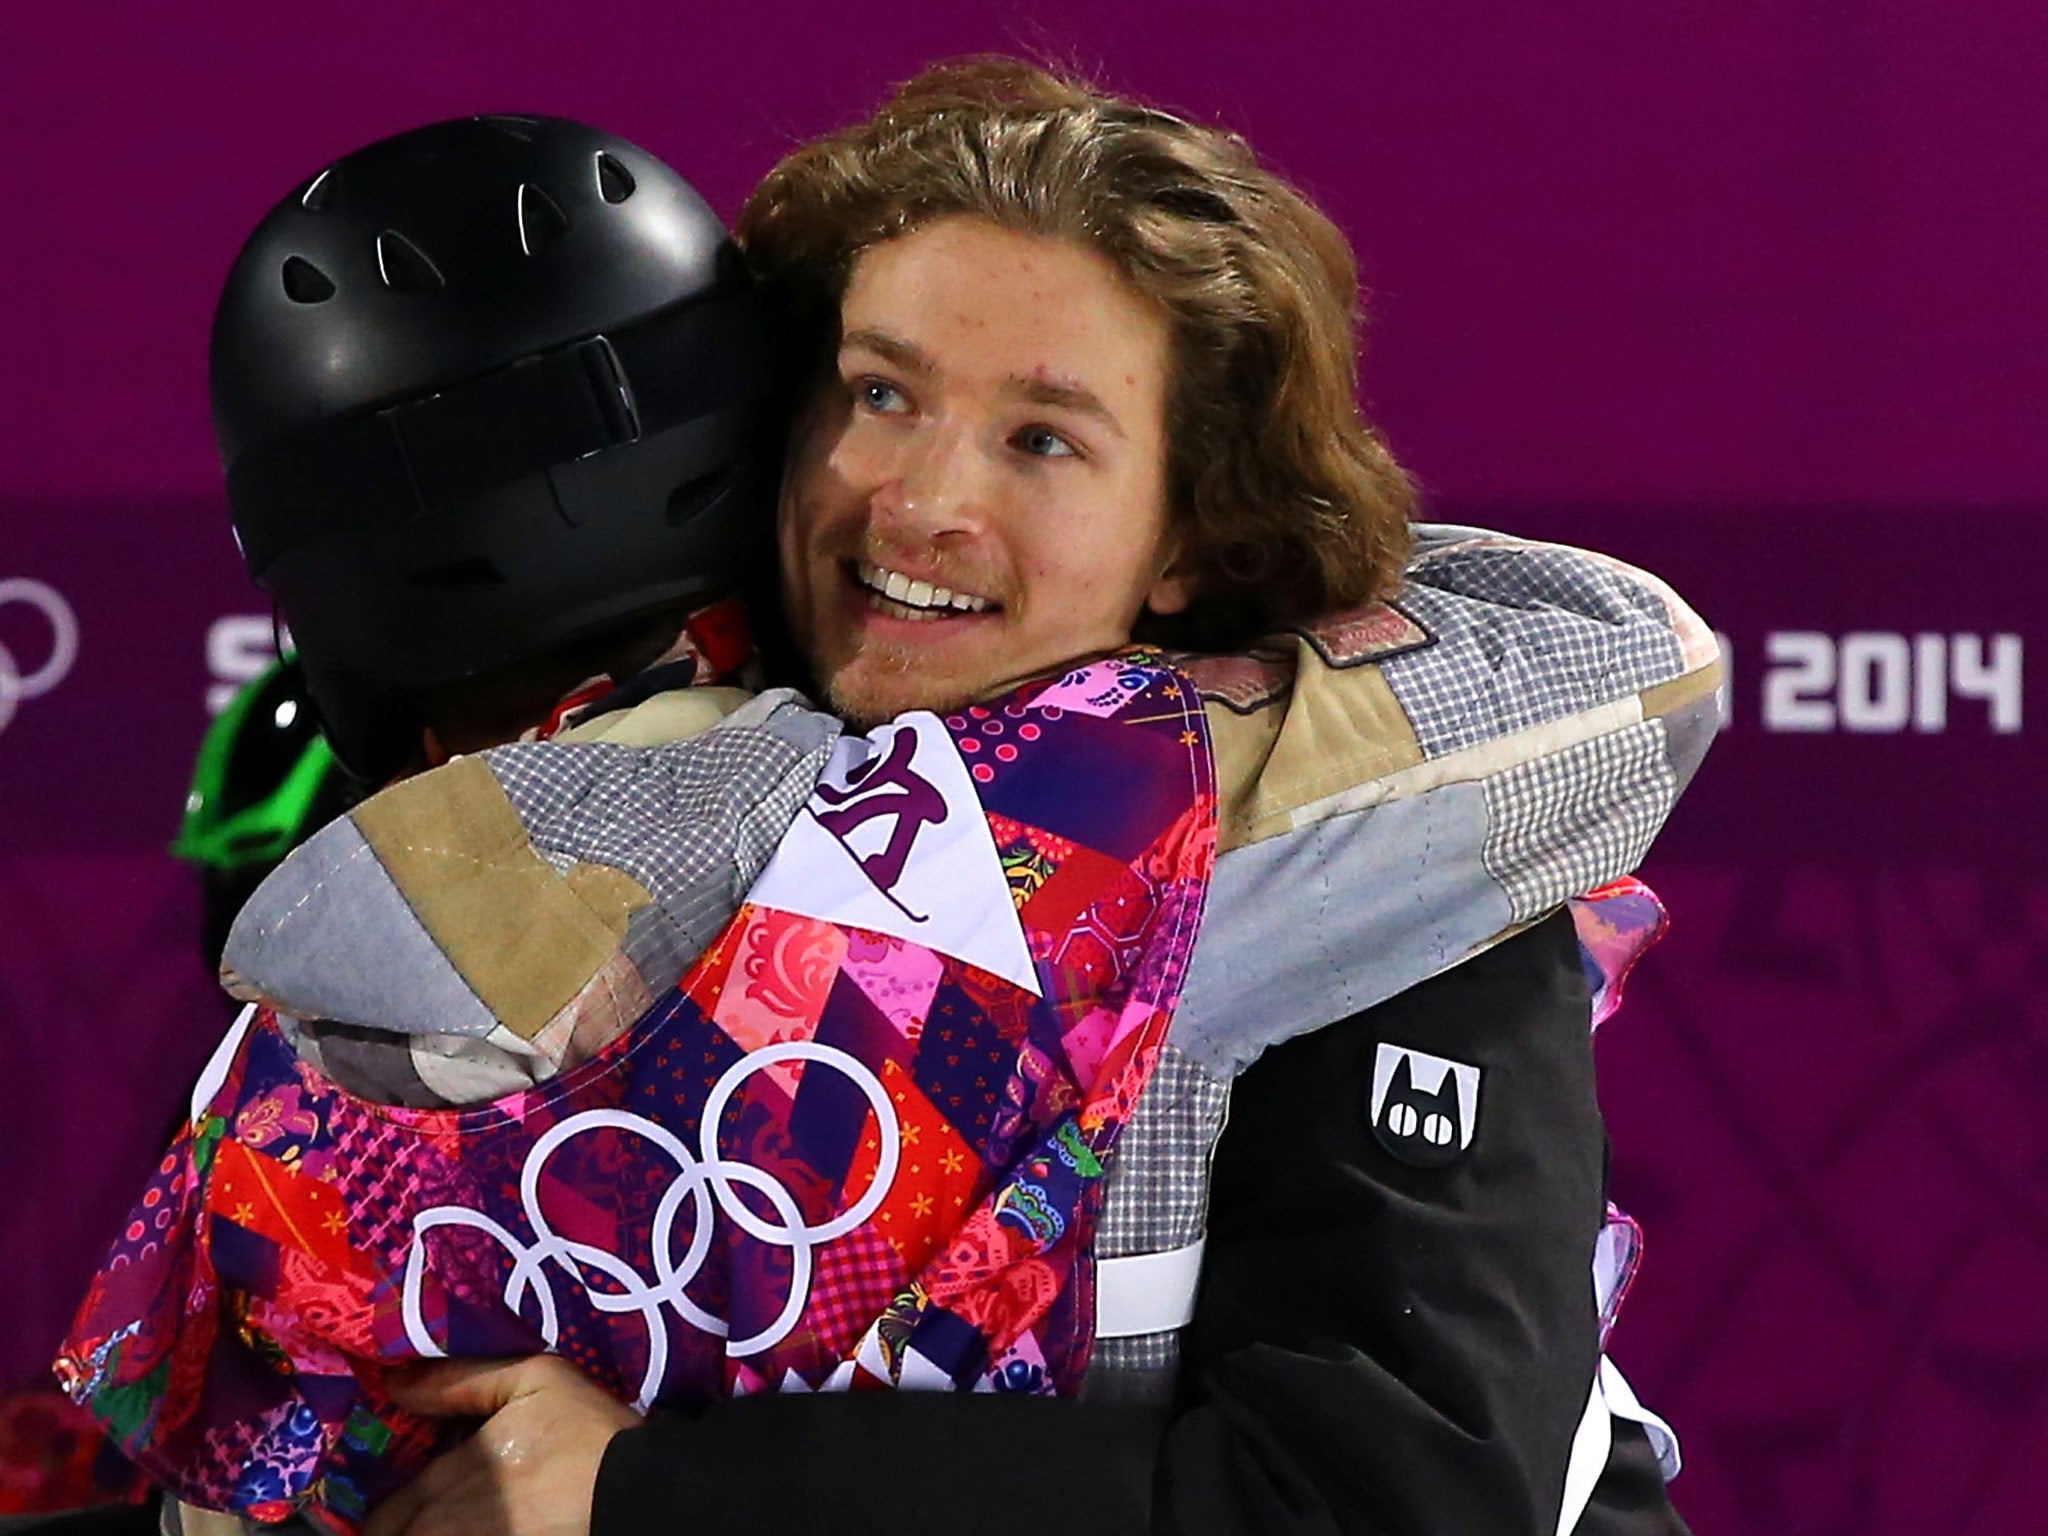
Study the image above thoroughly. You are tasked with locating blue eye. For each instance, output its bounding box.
[857,378,908,413]
[1015,425,1077,458]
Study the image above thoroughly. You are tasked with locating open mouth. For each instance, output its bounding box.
[850,560,999,623]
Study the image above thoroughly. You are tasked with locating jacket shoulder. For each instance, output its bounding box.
[1185,524,1723,852]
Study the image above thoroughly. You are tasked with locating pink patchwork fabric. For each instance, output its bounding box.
[58,654,1216,1531]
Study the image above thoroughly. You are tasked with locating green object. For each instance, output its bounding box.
[1055,1119,1104,1178]
[172,657,345,872]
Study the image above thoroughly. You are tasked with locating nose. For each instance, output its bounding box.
[869,418,983,541]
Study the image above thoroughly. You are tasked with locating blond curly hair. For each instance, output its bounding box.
[737,56,1415,651]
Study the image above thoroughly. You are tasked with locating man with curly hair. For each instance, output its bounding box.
[54,62,1710,1536]
[365,61,1709,1536]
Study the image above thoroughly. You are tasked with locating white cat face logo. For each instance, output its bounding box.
[1369,1044,1481,1168]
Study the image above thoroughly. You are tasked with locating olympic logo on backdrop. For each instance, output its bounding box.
[0,578,80,738]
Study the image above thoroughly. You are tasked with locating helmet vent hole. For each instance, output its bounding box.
[407,559,505,591]
[595,152,636,204]
[299,168,336,212]
[281,256,336,304]
[478,114,543,143]
[517,182,570,256]
[375,229,445,292]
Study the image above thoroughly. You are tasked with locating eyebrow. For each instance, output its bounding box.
[839,326,1127,441]
[1010,374,1126,439]
[840,327,932,376]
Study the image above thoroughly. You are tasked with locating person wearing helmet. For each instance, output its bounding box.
[209,112,779,788]
[57,76,1713,1536]
[48,113,804,1536]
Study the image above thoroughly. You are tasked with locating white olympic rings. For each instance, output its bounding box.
[401,1040,901,1410]
[0,579,79,737]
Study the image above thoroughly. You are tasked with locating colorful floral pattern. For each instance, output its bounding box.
[56,654,1215,1532]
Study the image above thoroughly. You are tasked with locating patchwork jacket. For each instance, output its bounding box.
[65,525,1719,1535]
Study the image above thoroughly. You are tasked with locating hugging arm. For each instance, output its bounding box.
[591,914,1681,1534]
[591,528,1718,1534]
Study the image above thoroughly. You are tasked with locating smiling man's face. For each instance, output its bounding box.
[777,215,1192,726]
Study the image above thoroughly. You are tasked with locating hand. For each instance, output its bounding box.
[363,1355,642,1536]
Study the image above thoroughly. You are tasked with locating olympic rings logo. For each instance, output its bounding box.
[0,579,79,738]
[400,1041,901,1410]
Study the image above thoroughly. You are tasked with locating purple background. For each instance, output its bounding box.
[3,5,2045,1531]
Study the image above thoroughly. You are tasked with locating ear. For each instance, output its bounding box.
[421,726,453,771]
[1143,533,1197,617]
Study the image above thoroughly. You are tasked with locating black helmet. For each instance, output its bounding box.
[211,114,774,780]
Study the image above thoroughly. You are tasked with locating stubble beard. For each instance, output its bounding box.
[821,637,984,731]
[806,536,1010,729]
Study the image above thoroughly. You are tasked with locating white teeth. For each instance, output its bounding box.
[868,593,942,621]
[855,561,994,614]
